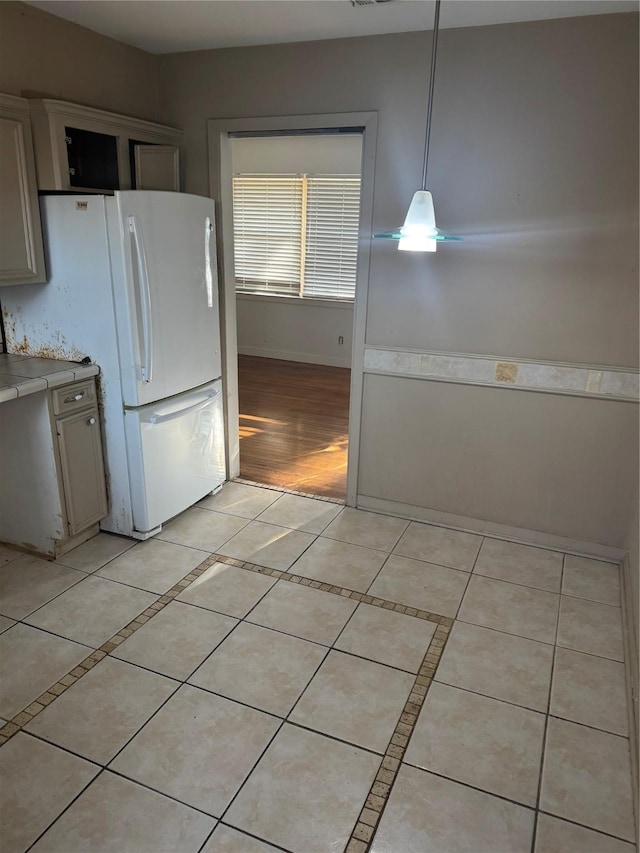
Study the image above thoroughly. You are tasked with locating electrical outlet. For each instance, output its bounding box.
[338,336,344,345]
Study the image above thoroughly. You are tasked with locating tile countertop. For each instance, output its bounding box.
[0,353,99,403]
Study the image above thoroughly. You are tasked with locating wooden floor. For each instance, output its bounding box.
[238,356,351,499]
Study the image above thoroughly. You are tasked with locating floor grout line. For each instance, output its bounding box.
[534,809,639,845]
[23,765,106,853]
[531,550,563,853]
[198,822,293,853]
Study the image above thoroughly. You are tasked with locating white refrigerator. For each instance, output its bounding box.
[1,191,226,539]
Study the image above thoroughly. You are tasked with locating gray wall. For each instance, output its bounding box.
[359,375,638,546]
[158,11,638,550]
[236,296,353,367]
[157,13,639,364]
[0,1,159,120]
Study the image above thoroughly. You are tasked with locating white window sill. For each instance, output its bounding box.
[236,292,354,310]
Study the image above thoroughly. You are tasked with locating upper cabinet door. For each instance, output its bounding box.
[29,99,182,192]
[0,94,46,286]
[134,144,180,191]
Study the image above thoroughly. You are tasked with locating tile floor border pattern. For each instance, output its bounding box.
[0,546,451,852]
[0,550,451,752]
[3,492,635,853]
[1,532,632,852]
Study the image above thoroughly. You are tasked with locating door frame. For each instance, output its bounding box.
[207,111,378,505]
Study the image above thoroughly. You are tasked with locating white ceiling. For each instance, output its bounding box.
[25,0,638,54]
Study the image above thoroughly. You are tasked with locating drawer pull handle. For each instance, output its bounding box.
[65,392,85,403]
[87,417,96,426]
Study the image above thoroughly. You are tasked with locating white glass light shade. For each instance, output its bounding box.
[398,191,438,252]
[373,190,461,248]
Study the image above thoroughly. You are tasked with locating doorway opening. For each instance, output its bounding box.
[209,111,377,506]
[229,130,363,499]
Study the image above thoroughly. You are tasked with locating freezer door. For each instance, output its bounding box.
[109,191,221,407]
[124,380,226,535]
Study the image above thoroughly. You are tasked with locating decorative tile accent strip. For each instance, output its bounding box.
[364,347,640,402]
[213,555,451,625]
[345,620,452,852]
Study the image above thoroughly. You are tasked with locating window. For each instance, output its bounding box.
[233,173,361,301]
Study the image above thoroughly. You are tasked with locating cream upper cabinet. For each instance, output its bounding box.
[0,93,46,286]
[29,99,182,192]
[134,144,180,191]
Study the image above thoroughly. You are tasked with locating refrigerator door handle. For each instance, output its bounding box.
[144,391,217,425]
[128,215,154,383]
[205,217,214,309]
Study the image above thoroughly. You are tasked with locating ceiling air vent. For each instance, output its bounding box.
[351,0,394,6]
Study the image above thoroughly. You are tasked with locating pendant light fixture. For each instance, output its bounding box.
[374,0,461,252]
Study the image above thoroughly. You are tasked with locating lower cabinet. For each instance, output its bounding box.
[0,376,108,557]
[50,378,108,541]
[55,407,108,537]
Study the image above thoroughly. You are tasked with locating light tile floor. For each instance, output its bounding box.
[0,481,636,853]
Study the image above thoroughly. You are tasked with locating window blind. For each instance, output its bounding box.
[232,173,361,301]
[233,175,303,296]
[304,175,361,300]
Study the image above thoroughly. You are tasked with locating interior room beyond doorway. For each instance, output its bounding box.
[230,131,363,500]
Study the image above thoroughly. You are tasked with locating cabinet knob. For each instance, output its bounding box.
[87,417,96,426]
[65,392,84,403]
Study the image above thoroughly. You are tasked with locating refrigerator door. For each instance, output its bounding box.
[108,191,221,408]
[124,380,226,536]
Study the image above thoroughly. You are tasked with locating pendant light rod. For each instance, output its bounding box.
[373,0,461,249]
[421,0,441,190]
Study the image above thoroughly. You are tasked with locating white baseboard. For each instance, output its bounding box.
[355,494,626,561]
[621,552,639,842]
[238,345,351,369]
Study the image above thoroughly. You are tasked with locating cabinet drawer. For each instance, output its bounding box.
[51,380,97,416]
